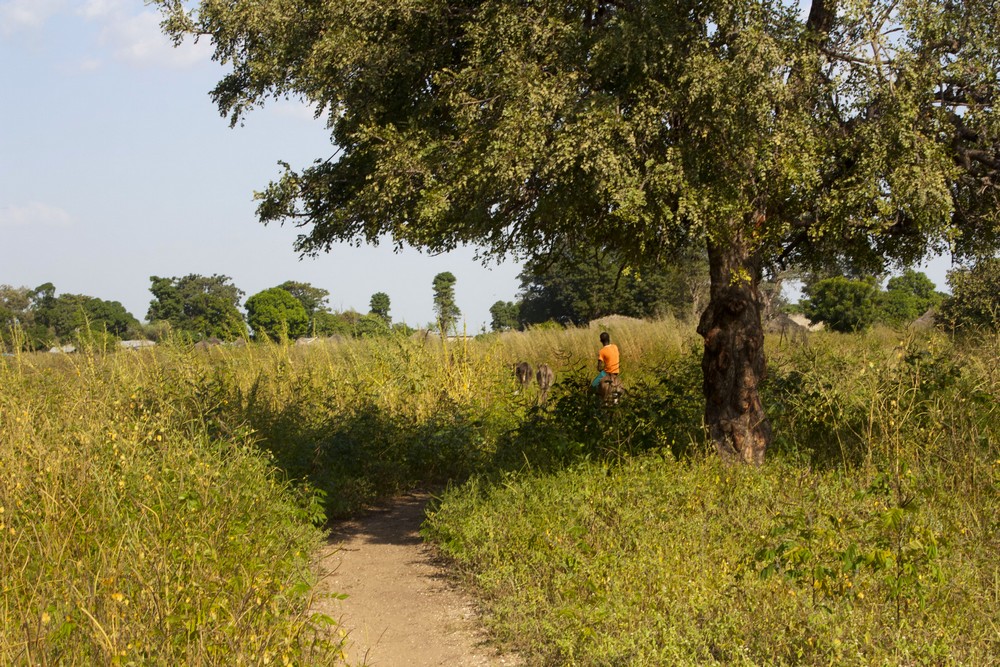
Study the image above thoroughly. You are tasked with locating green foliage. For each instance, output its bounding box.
[368,291,391,324]
[938,257,1000,331]
[752,469,946,627]
[147,274,247,341]
[426,446,998,665]
[0,285,35,350]
[517,250,708,326]
[5,316,998,664]
[0,345,343,664]
[802,277,879,332]
[43,294,136,340]
[489,300,520,332]
[309,309,392,338]
[311,310,349,337]
[276,280,329,317]
[877,270,944,326]
[432,272,461,334]
[245,287,309,340]
[156,0,1000,463]
[2,283,141,348]
[155,0,1000,278]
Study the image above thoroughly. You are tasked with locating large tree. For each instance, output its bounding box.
[246,287,310,340]
[939,257,1000,331]
[157,0,1000,463]
[432,272,462,334]
[879,269,945,325]
[23,283,140,344]
[147,274,248,341]
[517,248,706,325]
[277,280,330,318]
[369,291,392,324]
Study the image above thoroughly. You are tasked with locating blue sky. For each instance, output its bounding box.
[0,1,955,331]
[0,0,523,332]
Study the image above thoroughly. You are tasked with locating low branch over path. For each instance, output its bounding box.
[312,493,521,667]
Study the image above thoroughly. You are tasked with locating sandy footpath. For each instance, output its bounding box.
[311,492,522,667]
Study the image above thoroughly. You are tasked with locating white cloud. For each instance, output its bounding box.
[74,1,212,69]
[1,0,209,68]
[78,0,128,20]
[0,202,73,229]
[75,57,103,72]
[270,100,326,123]
[0,0,66,35]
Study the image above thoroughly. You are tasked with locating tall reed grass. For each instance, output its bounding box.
[7,318,994,665]
[424,325,1000,665]
[0,341,341,664]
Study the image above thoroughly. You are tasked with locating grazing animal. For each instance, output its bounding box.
[535,363,555,402]
[513,361,533,390]
[594,372,624,405]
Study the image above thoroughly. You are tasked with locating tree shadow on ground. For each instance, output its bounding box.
[230,354,709,521]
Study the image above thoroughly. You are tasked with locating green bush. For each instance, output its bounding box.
[802,277,879,332]
[246,286,310,340]
[938,257,1000,331]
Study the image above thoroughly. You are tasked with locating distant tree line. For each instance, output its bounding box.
[0,275,416,351]
[489,250,999,336]
[797,270,947,333]
[489,249,711,332]
[3,256,997,351]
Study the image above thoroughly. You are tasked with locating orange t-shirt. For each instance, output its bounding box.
[598,344,620,374]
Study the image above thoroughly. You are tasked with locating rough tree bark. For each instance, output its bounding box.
[697,230,772,465]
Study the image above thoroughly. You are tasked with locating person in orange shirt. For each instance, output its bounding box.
[591,331,620,388]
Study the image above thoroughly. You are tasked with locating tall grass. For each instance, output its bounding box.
[6,319,995,665]
[424,325,1000,665]
[0,342,341,664]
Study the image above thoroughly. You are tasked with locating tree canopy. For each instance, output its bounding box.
[246,287,310,340]
[879,269,945,325]
[147,274,248,341]
[939,257,1000,331]
[516,248,708,326]
[2,283,139,349]
[432,272,462,334]
[369,292,392,324]
[156,0,1000,463]
[489,300,521,332]
[802,276,879,333]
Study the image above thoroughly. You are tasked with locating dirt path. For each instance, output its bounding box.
[311,492,522,667]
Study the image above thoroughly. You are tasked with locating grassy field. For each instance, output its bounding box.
[2,318,997,664]
[427,325,1000,665]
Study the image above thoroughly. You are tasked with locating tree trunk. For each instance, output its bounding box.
[697,234,772,465]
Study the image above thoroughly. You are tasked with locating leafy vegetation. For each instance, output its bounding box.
[246,286,310,340]
[3,316,998,664]
[425,327,1000,665]
[155,0,1000,463]
[513,250,708,327]
[801,277,880,333]
[368,292,392,325]
[0,340,341,664]
[799,270,946,332]
[147,274,248,341]
[432,272,462,335]
[1,283,141,350]
[939,257,1000,332]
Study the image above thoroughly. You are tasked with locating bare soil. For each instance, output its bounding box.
[312,492,522,667]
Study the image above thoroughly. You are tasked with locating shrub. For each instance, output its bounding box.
[802,277,879,332]
[938,257,1000,331]
[246,287,310,340]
